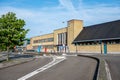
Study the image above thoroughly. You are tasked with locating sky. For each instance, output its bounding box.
[0,0,120,38]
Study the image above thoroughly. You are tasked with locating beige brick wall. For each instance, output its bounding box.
[31,33,54,46]
[67,20,83,52]
[107,44,120,53]
[28,33,54,52]
[76,43,120,54]
[77,44,101,53]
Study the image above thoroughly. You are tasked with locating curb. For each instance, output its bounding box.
[78,55,100,80]
[97,59,107,80]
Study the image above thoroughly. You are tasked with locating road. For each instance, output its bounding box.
[0,57,52,80]
[93,54,120,80]
[0,56,97,80]
[105,56,120,80]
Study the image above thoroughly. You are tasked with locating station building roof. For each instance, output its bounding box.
[73,20,120,43]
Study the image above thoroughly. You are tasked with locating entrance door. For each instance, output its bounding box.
[104,43,107,54]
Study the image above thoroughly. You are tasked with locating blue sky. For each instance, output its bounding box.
[0,0,120,38]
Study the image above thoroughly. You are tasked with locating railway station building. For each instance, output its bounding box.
[27,19,120,54]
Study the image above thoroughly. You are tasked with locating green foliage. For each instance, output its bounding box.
[0,44,6,51]
[0,12,29,51]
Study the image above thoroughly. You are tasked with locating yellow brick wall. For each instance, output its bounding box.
[77,44,102,53]
[31,33,54,46]
[107,44,120,53]
[67,23,75,52]
[29,33,54,52]
[76,43,120,54]
[67,20,83,52]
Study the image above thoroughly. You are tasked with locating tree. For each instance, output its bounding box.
[0,12,29,61]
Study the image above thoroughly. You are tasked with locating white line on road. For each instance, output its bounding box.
[62,54,77,56]
[104,60,112,80]
[17,56,66,80]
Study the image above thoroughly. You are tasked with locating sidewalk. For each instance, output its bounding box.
[0,57,35,69]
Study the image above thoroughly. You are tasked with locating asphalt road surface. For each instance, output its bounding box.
[0,56,97,80]
[93,54,120,80]
[105,55,120,80]
[0,57,52,80]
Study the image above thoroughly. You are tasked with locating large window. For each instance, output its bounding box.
[33,40,38,43]
[58,32,67,45]
[58,33,62,45]
[48,38,54,42]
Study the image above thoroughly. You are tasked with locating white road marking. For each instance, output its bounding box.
[65,54,77,56]
[104,60,112,80]
[62,54,77,56]
[17,56,66,80]
[35,55,52,58]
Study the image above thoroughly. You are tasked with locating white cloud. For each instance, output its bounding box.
[0,0,120,38]
[59,0,79,17]
[59,0,120,25]
[59,0,75,11]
